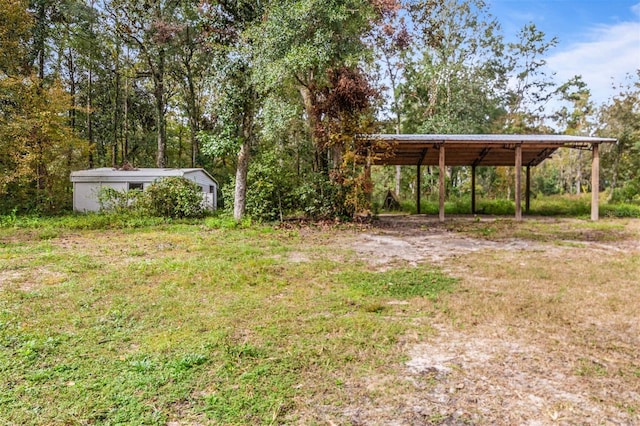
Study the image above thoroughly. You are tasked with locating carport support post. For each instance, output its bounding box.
[525,165,531,214]
[591,143,600,221]
[416,163,421,214]
[471,165,476,214]
[439,144,445,222]
[515,144,522,221]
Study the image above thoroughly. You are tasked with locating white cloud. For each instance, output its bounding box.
[546,16,640,105]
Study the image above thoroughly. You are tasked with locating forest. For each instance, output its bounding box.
[1,0,639,219]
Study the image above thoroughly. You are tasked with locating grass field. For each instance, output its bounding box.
[1,214,639,424]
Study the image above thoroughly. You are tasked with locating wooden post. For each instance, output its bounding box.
[591,143,600,221]
[525,165,531,214]
[439,145,445,222]
[515,144,522,221]
[471,165,476,214]
[416,164,421,214]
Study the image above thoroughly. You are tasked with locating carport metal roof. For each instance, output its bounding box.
[359,134,616,221]
[362,134,616,166]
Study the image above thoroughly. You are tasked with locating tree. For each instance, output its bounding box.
[370,3,411,195]
[599,71,640,202]
[0,0,89,213]
[107,0,187,167]
[500,23,558,133]
[401,0,505,135]
[169,4,211,167]
[252,0,391,172]
[198,0,264,221]
[0,0,32,76]
[552,76,596,194]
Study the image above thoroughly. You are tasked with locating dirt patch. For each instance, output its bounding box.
[354,231,539,267]
[352,215,640,268]
[335,216,640,424]
[402,326,638,424]
[0,268,68,292]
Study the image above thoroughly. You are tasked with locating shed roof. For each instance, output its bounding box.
[362,134,616,167]
[70,168,218,183]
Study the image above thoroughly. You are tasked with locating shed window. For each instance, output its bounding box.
[209,185,215,193]
[129,182,144,191]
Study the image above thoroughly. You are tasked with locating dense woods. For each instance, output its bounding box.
[1,0,638,218]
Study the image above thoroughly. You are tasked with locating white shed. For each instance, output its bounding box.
[70,168,218,212]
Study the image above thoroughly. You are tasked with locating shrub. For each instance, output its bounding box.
[602,203,640,218]
[609,180,640,204]
[141,177,205,218]
[245,152,297,221]
[97,187,145,214]
[296,172,354,220]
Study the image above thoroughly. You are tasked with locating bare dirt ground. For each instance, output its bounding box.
[334,215,640,425]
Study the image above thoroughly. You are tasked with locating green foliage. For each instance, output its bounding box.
[401,0,507,134]
[602,203,640,218]
[96,178,205,219]
[2,0,638,222]
[141,177,205,219]
[0,0,31,75]
[97,187,145,214]
[204,214,252,229]
[218,150,300,222]
[610,180,640,204]
[0,78,90,214]
[532,163,562,196]
[389,193,640,219]
[251,0,378,93]
[245,151,297,221]
[0,212,173,231]
[296,172,355,220]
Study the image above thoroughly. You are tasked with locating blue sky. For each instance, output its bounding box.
[489,0,640,105]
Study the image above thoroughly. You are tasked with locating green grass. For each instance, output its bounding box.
[340,268,457,299]
[0,216,455,424]
[392,193,640,218]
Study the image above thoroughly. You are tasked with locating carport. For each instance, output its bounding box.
[362,134,616,221]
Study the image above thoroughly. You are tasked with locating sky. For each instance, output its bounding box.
[489,0,640,106]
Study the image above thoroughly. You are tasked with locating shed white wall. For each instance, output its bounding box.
[74,182,128,212]
[184,170,217,192]
[72,172,218,212]
[183,170,218,209]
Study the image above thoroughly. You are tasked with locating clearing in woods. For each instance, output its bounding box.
[0,215,638,424]
[342,216,640,424]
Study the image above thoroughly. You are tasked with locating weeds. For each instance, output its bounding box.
[1,215,637,423]
[390,193,640,218]
[0,218,453,424]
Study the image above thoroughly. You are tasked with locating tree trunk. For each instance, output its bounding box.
[67,48,76,129]
[155,49,167,168]
[123,75,129,163]
[299,84,324,172]
[112,59,120,167]
[186,69,200,167]
[233,140,250,221]
[87,67,93,168]
[182,29,201,168]
[234,98,255,221]
[87,0,94,168]
[607,144,621,202]
[234,137,251,221]
[35,0,46,81]
[575,150,583,194]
